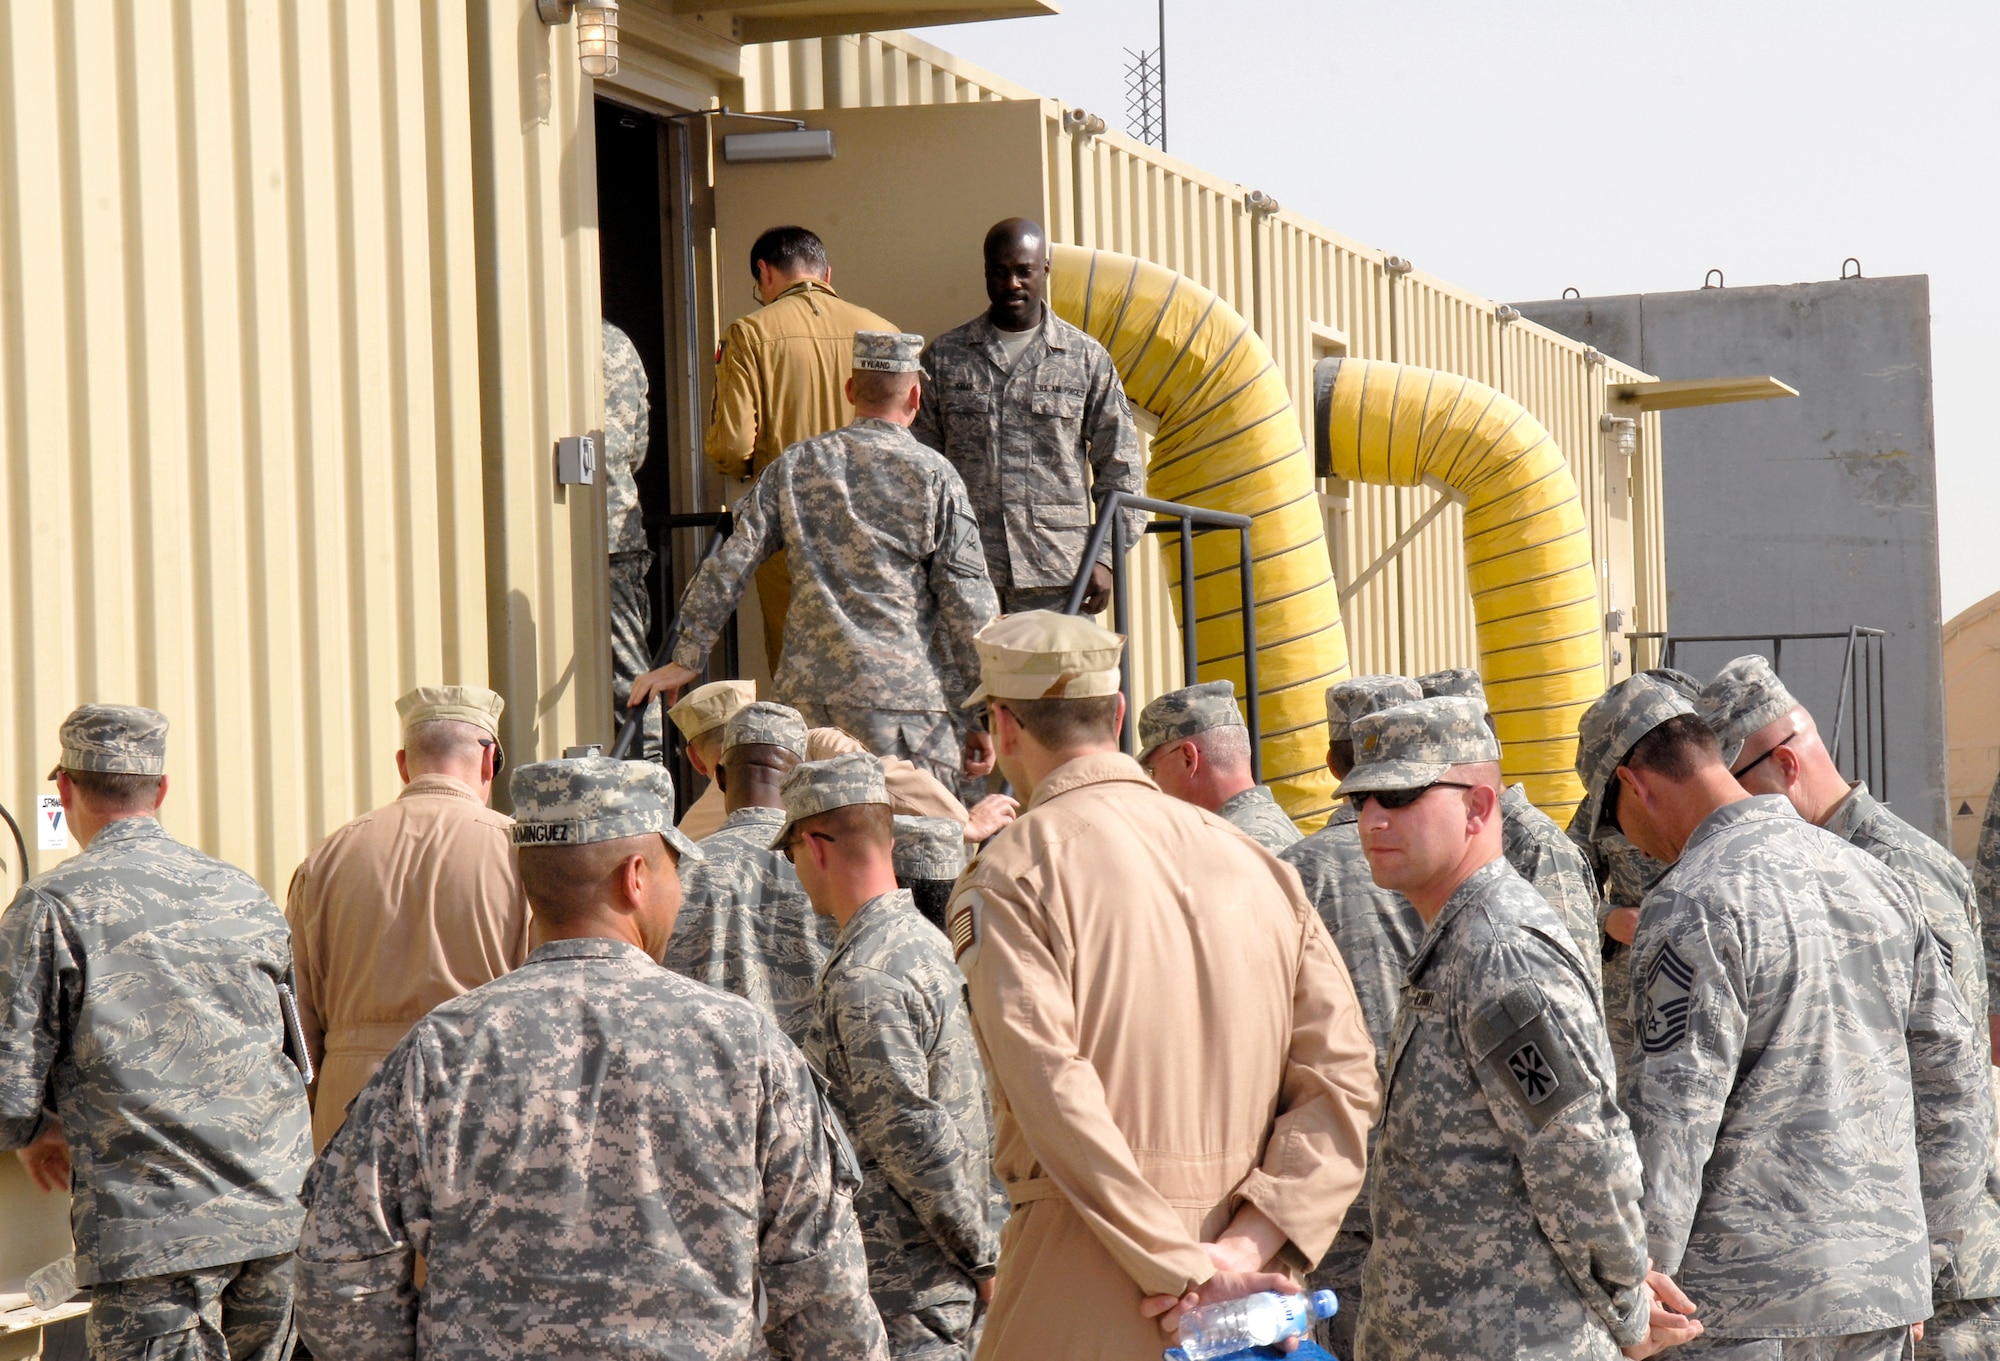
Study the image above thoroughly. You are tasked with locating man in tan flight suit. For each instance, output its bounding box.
[285,685,530,1149]
[706,225,896,669]
[946,612,1380,1360]
[671,678,1016,847]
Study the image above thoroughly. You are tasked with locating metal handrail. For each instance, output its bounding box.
[609,510,734,761]
[1062,490,1260,781]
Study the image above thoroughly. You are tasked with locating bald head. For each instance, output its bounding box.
[983,217,1050,331]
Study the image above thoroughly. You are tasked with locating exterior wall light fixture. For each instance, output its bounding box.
[537,0,620,78]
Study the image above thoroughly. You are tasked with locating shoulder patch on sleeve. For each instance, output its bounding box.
[1640,940,1695,1054]
[947,888,983,967]
[1468,989,1590,1130]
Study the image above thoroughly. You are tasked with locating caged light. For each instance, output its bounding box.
[537,0,620,79]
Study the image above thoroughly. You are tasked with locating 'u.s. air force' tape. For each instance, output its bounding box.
[1641,941,1694,1053]
[947,888,983,966]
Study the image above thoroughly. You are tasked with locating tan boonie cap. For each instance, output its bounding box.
[1136,680,1243,763]
[49,704,168,780]
[508,756,702,860]
[395,684,504,739]
[1417,668,1485,703]
[1336,697,1501,798]
[1327,675,1422,741]
[722,701,809,759]
[963,610,1125,708]
[893,815,966,882]
[1697,655,1801,769]
[1574,674,1700,837]
[771,752,890,851]
[667,679,756,742]
[853,330,925,373]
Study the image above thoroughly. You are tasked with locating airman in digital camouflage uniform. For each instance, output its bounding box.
[632,331,999,785]
[0,705,312,1361]
[665,700,833,1048]
[1701,655,2000,1360]
[605,320,663,761]
[1578,675,1992,1361]
[297,756,889,1360]
[1137,680,1300,853]
[781,754,1004,1358]
[1274,673,1423,1356]
[1981,766,2000,1047]
[1418,667,1600,969]
[911,218,1143,616]
[1350,697,1680,1361]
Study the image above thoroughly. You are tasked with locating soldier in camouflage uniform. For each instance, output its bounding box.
[632,332,999,786]
[1578,675,1992,1360]
[1418,667,1600,969]
[297,755,890,1360]
[1346,697,1675,1361]
[893,814,966,935]
[911,218,1143,615]
[605,320,663,761]
[665,700,834,1048]
[1982,765,2000,1049]
[1272,673,1423,1355]
[1700,656,2000,1359]
[778,755,1004,1358]
[0,705,312,1361]
[1136,680,1301,853]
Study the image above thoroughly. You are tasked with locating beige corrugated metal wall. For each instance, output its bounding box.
[741,40,1667,719]
[0,1,605,896]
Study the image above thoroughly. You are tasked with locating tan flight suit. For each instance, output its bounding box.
[286,775,531,1149]
[704,279,896,671]
[677,725,971,843]
[952,752,1380,1360]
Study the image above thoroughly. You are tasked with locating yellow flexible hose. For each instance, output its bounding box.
[1314,358,1602,817]
[1049,246,1347,827]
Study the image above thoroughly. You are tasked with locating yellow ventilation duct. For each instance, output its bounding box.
[1049,245,1348,826]
[1314,358,1603,817]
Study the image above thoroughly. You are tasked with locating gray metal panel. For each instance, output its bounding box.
[1518,276,1948,839]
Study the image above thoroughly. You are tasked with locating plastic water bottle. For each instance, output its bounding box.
[1165,1289,1339,1361]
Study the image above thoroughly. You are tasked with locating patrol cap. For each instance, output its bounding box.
[1136,680,1243,763]
[667,679,756,742]
[1697,655,1801,769]
[1417,668,1485,703]
[892,815,965,882]
[963,610,1125,708]
[1326,675,1422,741]
[853,330,925,373]
[771,752,891,852]
[1574,674,1700,836]
[1336,697,1501,798]
[395,684,504,738]
[48,704,168,780]
[721,701,809,759]
[508,756,703,861]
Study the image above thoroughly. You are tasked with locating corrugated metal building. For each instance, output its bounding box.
[0,6,1662,901]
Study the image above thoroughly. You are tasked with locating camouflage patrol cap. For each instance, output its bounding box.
[1337,697,1502,798]
[1327,674,1423,740]
[508,756,703,860]
[395,684,504,738]
[1574,674,1700,836]
[721,701,808,759]
[892,815,966,882]
[1417,668,1485,703]
[1697,655,1801,768]
[853,330,925,373]
[771,752,891,851]
[48,704,168,780]
[667,679,756,742]
[963,610,1125,707]
[1136,680,1243,763]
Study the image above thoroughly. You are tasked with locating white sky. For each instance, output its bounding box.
[913,2,2000,618]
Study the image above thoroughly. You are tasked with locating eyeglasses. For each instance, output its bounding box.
[779,830,836,864]
[1732,732,1795,779]
[1346,780,1475,811]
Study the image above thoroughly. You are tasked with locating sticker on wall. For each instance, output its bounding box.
[37,795,68,851]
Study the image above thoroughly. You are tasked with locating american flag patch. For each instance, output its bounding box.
[947,891,981,963]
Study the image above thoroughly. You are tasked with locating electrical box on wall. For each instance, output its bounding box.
[556,435,596,486]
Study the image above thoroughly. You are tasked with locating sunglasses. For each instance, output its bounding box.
[1732,732,1795,779]
[779,830,836,865]
[478,738,505,775]
[1346,780,1475,811]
